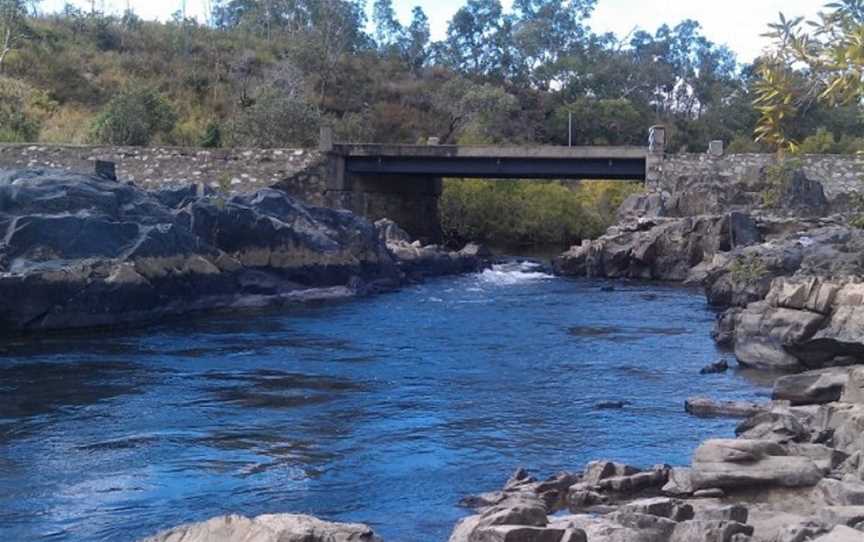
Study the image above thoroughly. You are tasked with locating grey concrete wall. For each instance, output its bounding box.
[0,144,326,204]
[657,153,864,201]
[326,173,443,243]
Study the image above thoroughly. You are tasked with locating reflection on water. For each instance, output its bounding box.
[0,263,769,541]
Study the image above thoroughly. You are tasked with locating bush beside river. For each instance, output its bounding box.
[439,179,643,248]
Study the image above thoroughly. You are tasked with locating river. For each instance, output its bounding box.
[0,262,770,541]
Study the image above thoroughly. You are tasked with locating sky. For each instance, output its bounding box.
[39,0,825,63]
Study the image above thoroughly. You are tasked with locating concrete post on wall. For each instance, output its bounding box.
[708,140,724,157]
[319,126,334,152]
[645,125,666,191]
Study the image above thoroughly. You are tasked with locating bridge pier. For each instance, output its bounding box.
[325,173,443,244]
[322,151,443,242]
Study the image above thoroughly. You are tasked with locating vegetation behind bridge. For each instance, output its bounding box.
[3,0,863,152]
[440,179,642,248]
[3,0,864,245]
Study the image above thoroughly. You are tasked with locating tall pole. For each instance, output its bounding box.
[568,111,572,147]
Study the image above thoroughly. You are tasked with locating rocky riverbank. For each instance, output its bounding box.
[0,168,490,332]
[477,161,864,541]
[448,367,864,541]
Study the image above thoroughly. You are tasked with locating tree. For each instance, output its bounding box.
[371,2,429,72]
[403,7,430,73]
[372,0,401,51]
[225,60,320,147]
[552,97,648,146]
[510,0,596,88]
[0,0,34,73]
[755,2,864,151]
[435,0,512,78]
[429,77,519,143]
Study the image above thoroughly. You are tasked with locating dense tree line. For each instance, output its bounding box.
[2,0,862,151]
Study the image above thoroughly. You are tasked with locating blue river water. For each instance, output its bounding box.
[0,262,770,541]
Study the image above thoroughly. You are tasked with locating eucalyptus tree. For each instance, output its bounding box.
[754,1,864,151]
[0,0,36,73]
[371,0,430,73]
[509,0,596,88]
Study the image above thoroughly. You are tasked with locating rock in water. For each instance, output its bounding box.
[700,359,729,374]
[593,400,630,410]
[685,397,766,418]
[374,218,492,278]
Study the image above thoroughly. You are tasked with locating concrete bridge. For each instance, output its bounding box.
[320,132,662,241]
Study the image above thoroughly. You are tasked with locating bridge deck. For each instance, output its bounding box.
[333,144,648,180]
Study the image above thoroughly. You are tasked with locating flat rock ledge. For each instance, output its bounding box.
[0,169,490,332]
[449,364,864,541]
[140,513,381,542]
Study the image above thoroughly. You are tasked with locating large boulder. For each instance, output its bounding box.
[734,411,811,443]
[553,213,760,281]
[140,513,382,542]
[0,169,404,331]
[773,368,851,405]
[731,302,825,370]
[0,169,476,332]
[668,520,753,542]
[690,439,823,491]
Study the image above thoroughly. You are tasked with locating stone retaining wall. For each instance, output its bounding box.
[658,153,864,200]
[0,144,326,204]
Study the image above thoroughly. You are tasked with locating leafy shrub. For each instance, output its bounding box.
[848,193,864,229]
[225,88,320,147]
[199,121,222,148]
[762,158,802,208]
[90,87,177,145]
[799,128,837,154]
[836,135,864,155]
[439,179,643,247]
[726,135,767,154]
[728,254,769,284]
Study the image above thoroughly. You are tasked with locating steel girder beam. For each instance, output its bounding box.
[344,156,646,180]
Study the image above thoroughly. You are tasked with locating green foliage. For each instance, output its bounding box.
[199,121,222,148]
[756,4,864,152]
[3,1,863,153]
[0,75,53,142]
[726,134,768,154]
[728,253,769,284]
[799,128,838,154]
[90,87,176,146]
[432,77,519,143]
[552,98,648,146]
[0,0,35,74]
[439,179,642,246]
[848,193,864,229]
[761,158,802,208]
[226,87,320,148]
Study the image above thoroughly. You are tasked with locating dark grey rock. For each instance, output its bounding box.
[0,168,485,332]
[700,359,730,374]
[685,397,766,418]
[593,400,630,410]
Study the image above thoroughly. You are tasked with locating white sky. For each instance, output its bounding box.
[39,0,826,63]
